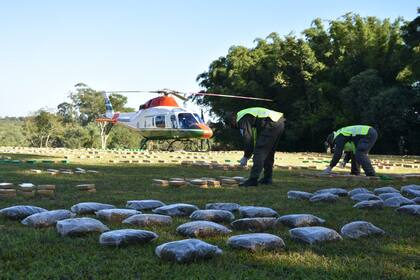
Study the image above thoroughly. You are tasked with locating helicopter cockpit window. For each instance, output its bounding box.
[155,115,166,128]
[170,115,178,128]
[178,113,199,129]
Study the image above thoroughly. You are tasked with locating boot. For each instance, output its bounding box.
[239,178,258,187]
[258,177,272,185]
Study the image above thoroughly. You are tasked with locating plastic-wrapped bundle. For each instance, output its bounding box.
[378,193,402,201]
[99,229,158,246]
[277,214,325,228]
[350,193,381,202]
[231,218,278,232]
[383,197,415,208]
[314,188,348,197]
[205,202,240,213]
[125,200,165,211]
[155,239,222,263]
[348,188,372,197]
[95,209,141,222]
[353,200,384,209]
[189,210,235,223]
[289,226,343,244]
[395,205,420,216]
[227,233,285,251]
[309,193,338,203]
[70,202,115,215]
[287,191,313,200]
[0,205,47,220]
[176,221,231,238]
[340,221,385,239]
[239,206,278,218]
[22,210,75,228]
[152,203,199,217]
[373,186,400,195]
[56,217,109,237]
[122,214,172,227]
[400,185,420,197]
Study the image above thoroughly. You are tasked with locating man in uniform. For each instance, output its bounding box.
[235,107,285,187]
[323,125,378,176]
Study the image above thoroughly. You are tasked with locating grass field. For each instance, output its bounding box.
[0,152,419,280]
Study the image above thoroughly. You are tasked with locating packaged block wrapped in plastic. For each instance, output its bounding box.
[378,193,402,201]
[400,185,420,197]
[348,188,372,197]
[277,214,325,228]
[287,191,313,200]
[205,202,240,213]
[309,193,338,203]
[373,186,400,195]
[396,205,420,216]
[350,193,381,202]
[239,206,278,218]
[126,200,165,211]
[340,221,385,239]
[289,226,343,244]
[189,210,235,223]
[70,202,116,215]
[353,200,384,209]
[122,214,172,227]
[99,229,158,247]
[227,233,285,251]
[56,217,109,237]
[22,209,75,228]
[155,239,222,263]
[314,188,348,197]
[176,221,231,238]
[231,218,278,232]
[0,205,47,220]
[384,197,415,208]
[152,203,198,217]
[95,209,141,222]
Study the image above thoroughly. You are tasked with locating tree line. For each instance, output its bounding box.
[197,12,419,154]
[0,83,141,149]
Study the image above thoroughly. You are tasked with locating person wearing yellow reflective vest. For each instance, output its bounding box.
[235,107,285,187]
[323,125,378,176]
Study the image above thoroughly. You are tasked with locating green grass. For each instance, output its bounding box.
[0,156,419,280]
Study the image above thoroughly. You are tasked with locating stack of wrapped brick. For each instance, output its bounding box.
[0,183,16,198]
[76,184,96,193]
[37,185,56,197]
[18,183,35,197]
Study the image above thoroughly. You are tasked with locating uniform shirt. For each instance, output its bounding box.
[237,114,258,158]
[329,134,365,167]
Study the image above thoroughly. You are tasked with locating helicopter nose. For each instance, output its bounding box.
[197,123,213,139]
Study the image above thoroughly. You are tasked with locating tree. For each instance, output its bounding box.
[24,110,61,148]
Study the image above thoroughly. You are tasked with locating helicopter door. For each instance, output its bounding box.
[170,115,178,129]
[155,115,166,128]
[144,116,154,128]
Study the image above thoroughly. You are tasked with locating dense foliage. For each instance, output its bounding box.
[197,13,420,154]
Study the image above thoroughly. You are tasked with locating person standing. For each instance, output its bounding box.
[235,107,285,187]
[323,125,378,176]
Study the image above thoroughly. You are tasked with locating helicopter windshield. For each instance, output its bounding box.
[178,113,199,129]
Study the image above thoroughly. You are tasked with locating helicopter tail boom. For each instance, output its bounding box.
[103,92,114,118]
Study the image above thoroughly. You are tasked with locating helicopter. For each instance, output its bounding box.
[96,89,273,151]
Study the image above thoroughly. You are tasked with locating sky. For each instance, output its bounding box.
[0,0,418,117]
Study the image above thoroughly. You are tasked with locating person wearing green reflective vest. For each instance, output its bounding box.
[323,125,378,176]
[235,107,285,187]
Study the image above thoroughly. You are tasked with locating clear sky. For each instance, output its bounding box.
[0,0,418,117]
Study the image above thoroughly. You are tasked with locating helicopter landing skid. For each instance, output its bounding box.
[167,139,210,152]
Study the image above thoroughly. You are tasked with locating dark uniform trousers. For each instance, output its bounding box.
[250,118,285,180]
[351,128,378,176]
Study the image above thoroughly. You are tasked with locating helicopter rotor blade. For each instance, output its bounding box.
[193,92,273,102]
